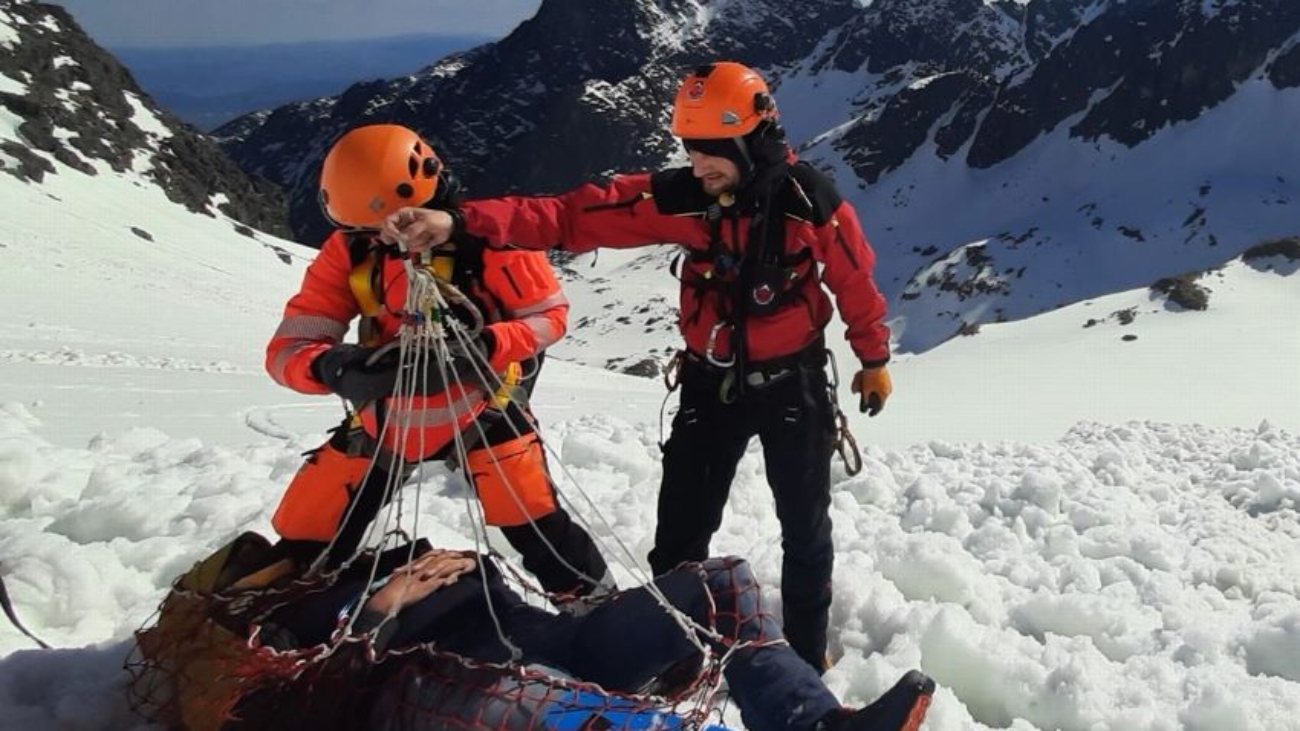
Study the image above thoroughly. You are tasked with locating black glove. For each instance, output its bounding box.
[313,336,499,402]
[449,327,496,363]
[311,344,398,402]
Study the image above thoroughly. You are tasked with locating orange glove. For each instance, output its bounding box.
[851,365,892,417]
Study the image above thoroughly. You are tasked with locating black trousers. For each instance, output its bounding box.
[649,356,836,672]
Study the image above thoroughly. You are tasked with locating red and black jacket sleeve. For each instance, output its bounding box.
[460,174,681,253]
[813,200,891,367]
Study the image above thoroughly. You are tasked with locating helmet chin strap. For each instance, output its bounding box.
[731,137,756,187]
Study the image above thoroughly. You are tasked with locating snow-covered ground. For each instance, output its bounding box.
[2,141,1300,730]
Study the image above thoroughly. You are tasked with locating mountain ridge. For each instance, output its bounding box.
[0,0,288,236]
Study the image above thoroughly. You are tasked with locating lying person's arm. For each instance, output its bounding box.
[256,550,479,653]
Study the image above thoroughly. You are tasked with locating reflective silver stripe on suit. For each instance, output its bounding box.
[522,316,562,350]
[273,315,349,342]
[509,291,568,318]
[373,391,488,428]
[269,316,349,384]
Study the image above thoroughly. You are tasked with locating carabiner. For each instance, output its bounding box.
[835,411,863,477]
[824,348,840,390]
[821,348,861,475]
[663,350,685,393]
[705,322,736,368]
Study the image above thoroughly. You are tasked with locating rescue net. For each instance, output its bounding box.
[125,550,779,730]
[127,254,774,730]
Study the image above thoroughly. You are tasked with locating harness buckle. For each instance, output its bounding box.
[704,322,735,368]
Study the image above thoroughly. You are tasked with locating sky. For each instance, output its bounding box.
[1,63,1300,730]
[47,0,542,48]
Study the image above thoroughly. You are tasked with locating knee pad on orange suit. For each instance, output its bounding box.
[466,433,556,527]
[271,442,373,542]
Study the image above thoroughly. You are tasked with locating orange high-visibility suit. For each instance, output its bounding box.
[265,231,608,596]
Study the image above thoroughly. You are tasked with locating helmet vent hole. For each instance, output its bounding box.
[421,158,439,178]
[395,183,415,199]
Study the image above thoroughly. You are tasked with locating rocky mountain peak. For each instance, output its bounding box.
[0,0,287,236]
[206,0,1297,364]
[218,0,859,244]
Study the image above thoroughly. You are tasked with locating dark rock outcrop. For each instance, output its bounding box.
[968,0,1300,168]
[0,1,288,236]
[216,0,857,245]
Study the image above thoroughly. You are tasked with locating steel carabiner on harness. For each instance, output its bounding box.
[704,322,735,368]
[662,350,685,393]
[834,410,863,476]
[824,349,863,476]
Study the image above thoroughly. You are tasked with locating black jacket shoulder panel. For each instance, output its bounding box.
[786,162,843,226]
[650,167,712,215]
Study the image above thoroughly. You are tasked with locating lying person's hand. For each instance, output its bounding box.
[366,550,478,615]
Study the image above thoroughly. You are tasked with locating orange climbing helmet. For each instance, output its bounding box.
[319,124,443,229]
[670,61,777,139]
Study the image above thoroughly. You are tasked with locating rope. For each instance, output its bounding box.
[319,248,738,712]
[823,349,863,477]
[0,569,51,649]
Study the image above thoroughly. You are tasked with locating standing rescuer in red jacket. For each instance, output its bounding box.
[380,63,893,672]
[266,124,611,600]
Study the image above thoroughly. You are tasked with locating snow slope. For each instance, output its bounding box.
[2,122,1300,731]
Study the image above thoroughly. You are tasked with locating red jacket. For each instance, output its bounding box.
[265,231,568,460]
[460,163,890,367]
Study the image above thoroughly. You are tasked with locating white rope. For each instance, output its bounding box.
[424,280,721,658]
[330,252,728,685]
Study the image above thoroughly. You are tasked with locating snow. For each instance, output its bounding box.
[838,76,1300,354]
[767,62,873,148]
[0,105,24,141]
[0,57,1299,731]
[1079,0,1112,27]
[908,72,957,91]
[122,92,171,140]
[1201,0,1244,20]
[0,10,17,49]
[0,72,26,96]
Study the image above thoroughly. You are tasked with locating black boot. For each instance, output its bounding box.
[816,670,935,731]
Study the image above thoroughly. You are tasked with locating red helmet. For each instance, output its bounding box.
[319,124,443,229]
[671,62,777,139]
